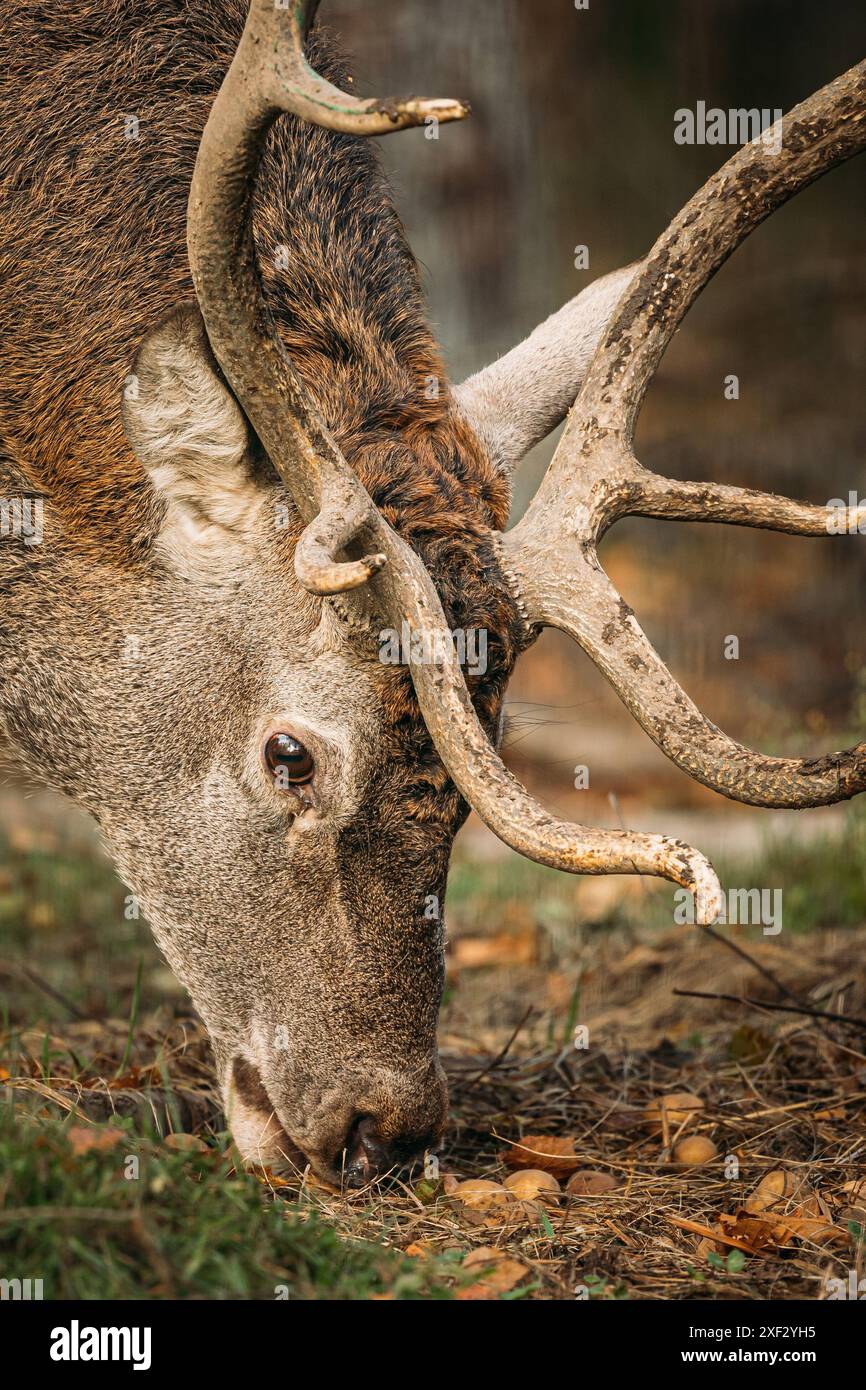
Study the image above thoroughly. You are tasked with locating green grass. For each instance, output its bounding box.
[0,1103,452,1300]
[0,827,155,1025]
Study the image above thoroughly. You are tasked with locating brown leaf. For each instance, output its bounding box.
[108,1064,161,1091]
[667,1214,763,1255]
[450,930,537,969]
[778,1216,848,1247]
[714,1204,846,1253]
[67,1124,127,1155]
[458,1247,529,1299]
[717,1210,786,1254]
[501,1135,580,1176]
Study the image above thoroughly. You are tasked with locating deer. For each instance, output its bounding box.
[1,0,864,1185]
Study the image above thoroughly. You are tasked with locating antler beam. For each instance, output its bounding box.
[502,60,866,810]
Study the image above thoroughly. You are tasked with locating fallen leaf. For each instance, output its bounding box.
[667,1213,762,1256]
[717,1210,788,1254]
[404,1242,431,1259]
[711,1204,847,1255]
[501,1135,580,1176]
[777,1215,848,1247]
[108,1064,161,1091]
[450,930,536,969]
[67,1125,127,1155]
[458,1246,529,1300]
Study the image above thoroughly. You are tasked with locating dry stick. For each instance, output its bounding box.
[672,988,866,1036]
[697,924,838,1044]
[450,1006,534,1098]
[2,960,87,1020]
[665,1214,761,1255]
[701,925,802,1007]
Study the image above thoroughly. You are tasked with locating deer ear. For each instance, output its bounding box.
[123,306,266,572]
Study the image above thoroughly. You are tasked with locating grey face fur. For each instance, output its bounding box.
[0,260,639,1181]
[0,474,450,1179]
[0,314,455,1181]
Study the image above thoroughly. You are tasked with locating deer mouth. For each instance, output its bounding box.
[228,1054,442,1186]
[228,1055,311,1175]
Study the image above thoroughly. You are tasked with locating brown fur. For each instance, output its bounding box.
[0,0,523,1177]
[0,0,521,784]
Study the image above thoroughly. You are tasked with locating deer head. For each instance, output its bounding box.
[3,0,864,1184]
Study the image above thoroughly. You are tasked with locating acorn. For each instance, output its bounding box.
[566,1169,619,1196]
[643,1091,704,1136]
[451,1179,515,1210]
[673,1136,718,1167]
[504,1169,561,1200]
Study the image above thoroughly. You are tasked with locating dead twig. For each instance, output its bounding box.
[672,988,866,1035]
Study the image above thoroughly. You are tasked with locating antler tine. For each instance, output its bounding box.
[502,60,866,812]
[629,473,866,534]
[187,0,467,593]
[262,0,468,135]
[293,480,386,595]
[516,553,866,809]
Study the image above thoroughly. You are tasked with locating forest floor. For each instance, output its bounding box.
[2,786,865,1300]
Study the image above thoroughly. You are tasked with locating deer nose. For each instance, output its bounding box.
[342,1115,432,1185]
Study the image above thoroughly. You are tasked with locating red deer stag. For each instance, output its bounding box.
[1,1,864,1182]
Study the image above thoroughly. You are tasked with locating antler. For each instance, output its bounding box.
[187,0,467,595]
[186,2,865,923]
[501,60,866,810]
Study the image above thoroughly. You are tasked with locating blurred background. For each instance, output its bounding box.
[2,0,865,1045]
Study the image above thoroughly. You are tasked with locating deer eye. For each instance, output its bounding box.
[264,733,315,785]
